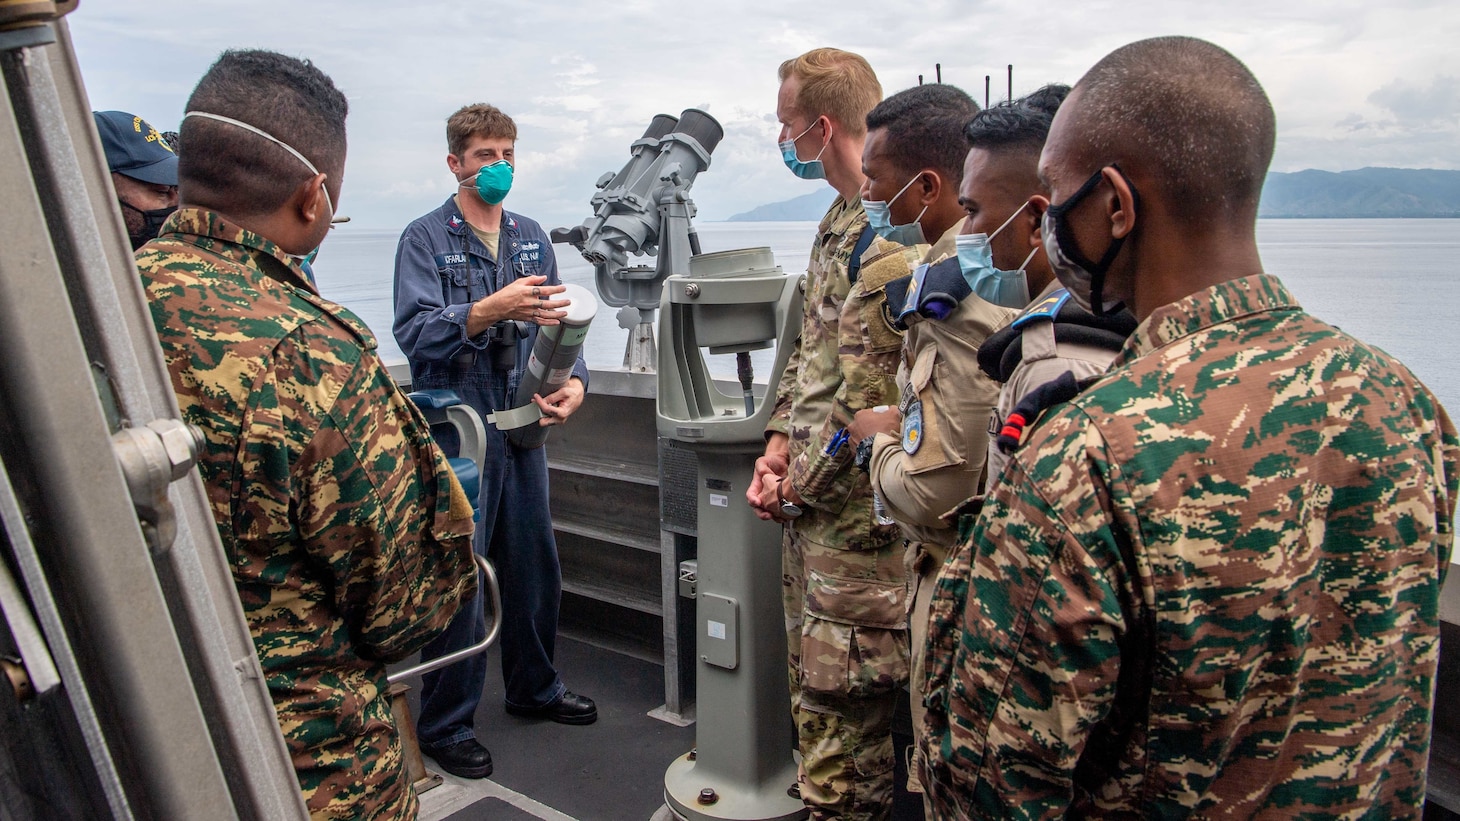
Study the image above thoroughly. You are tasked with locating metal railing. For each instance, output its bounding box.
[389,554,502,683]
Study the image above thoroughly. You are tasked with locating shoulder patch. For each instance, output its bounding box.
[881,298,901,335]
[902,400,924,455]
[1012,289,1071,330]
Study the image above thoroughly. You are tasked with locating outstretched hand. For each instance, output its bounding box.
[468,275,569,334]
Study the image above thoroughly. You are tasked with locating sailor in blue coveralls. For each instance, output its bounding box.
[392,103,596,780]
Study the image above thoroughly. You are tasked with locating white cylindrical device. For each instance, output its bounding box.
[508,282,598,449]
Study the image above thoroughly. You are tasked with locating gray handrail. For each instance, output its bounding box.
[388,553,501,682]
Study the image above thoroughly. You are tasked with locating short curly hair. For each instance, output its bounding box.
[447,104,517,157]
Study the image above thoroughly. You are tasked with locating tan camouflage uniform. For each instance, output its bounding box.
[864,223,1015,797]
[138,208,478,820]
[768,196,918,819]
[920,274,1458,818]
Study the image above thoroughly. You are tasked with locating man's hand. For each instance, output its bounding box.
[848,405,901,446]
[754,476,804,523]
[532,377,584,426]
[748,433,790,521]
[466,275,570,337]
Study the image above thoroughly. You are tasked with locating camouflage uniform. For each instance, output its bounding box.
[137,209,478,820]
[920,274,1458,818]
[768,197,917,819]
[864,223,1015,796]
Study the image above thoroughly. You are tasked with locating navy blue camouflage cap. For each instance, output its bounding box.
[93,110,178,185]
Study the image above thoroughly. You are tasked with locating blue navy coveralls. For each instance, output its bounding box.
[392,195,589,748]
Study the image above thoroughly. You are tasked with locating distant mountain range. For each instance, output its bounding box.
[726,168,1460,221]
[727,189,838,222]
[1259,168,1460,218]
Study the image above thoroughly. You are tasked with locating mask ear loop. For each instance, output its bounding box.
[988,199,1029,241]
[888,172,922,206]
[887,172,931,228]
[793,117,831,164]
[1013,245,1039,274]
[184,110,334,219]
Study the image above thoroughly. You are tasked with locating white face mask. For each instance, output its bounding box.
[182,110,336,263]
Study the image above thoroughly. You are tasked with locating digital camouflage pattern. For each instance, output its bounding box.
[767,196,917,819]
[920,274,1458,819]
[137,208,478,820]
[769,196,907,544]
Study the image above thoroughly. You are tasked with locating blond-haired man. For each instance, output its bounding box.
[393,103,595,780]
[748,48,915,819]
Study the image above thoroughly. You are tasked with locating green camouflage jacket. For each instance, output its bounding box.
[768,196,914,551]
[138,209,478,820]
[920,274,1458,818]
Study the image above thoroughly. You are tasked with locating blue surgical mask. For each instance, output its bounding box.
[862,173,928,246]
[779,120,828,180]
[463,160,514,205]
[956,201,1037,308]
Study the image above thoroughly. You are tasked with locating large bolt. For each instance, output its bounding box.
[146,418,204,480]
[684,283,700,299]
[687,748,697,761]
[697,788,718,805]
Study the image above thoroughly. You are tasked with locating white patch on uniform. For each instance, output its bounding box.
[902,400,923,455]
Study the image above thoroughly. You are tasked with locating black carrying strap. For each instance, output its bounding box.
[977,301,1138,383]
[845,225,876,285]
[995,370,1082,454]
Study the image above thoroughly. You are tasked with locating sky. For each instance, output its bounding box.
[67,0,1459,231]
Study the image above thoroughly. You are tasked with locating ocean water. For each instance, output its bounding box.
[311,219,1460,415]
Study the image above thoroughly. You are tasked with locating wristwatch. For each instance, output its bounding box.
[853,436,876,473]
[777,479,802,519]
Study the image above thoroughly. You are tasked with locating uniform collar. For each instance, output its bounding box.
[1114,274,1300,368]
[921,221,961,266]
[440,194,518,237]
[820,194,866,239]
[155,207,316,293]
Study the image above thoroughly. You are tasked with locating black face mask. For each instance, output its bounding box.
[120,199,176,250]
[1042,165,1140,317]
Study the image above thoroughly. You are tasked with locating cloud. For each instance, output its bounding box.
[1367,74,1460,125]
[65,0,1460,228]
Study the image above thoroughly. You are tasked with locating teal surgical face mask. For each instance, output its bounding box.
[779,120,828,181]
[956,201,1037,308]
[461,159,514,205]
[862,173,927,246]
[182,111,335,267]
